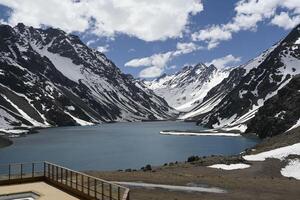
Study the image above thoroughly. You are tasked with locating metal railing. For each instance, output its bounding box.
[0,161,130,200]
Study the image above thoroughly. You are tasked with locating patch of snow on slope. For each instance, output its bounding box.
[1,95,45,127]
[31,43,85,83]
[179,94,223,119]
[243,143,300,161]
[208,163,250,170]
[64,111,94,126]
[146,65,229,112]
[0,108,19,129]
[243,43,279,74]
[281,159,300,180]
[286,118,300,132]
[175,70,229,111]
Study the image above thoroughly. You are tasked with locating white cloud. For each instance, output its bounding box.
[192,0,300,49]
[192,25,232,49]
[139,66,164,78]
[174,42,201,55]
[97,44,109,53]
[86,39,97,46]
[125,52,173,69]
[0,0,203,42]
[205,54,241,69]
[125,42,201,78]
[271,12,300,30]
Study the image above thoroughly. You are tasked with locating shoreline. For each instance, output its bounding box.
[0,136,13,148]
[87,127,300,200]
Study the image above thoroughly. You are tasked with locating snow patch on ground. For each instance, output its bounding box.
[243,143,300,161]
[281,159,300,180]
[160,131,241,137]
[115,182,227,194]
[208,163,250,170]
[286,118,300,132]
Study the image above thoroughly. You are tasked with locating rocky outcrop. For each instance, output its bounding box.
[246,75,300,138]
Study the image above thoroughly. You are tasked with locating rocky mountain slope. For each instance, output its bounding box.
[0,23,175,134]
[145,64,230,112]
[246,75,300,138]
[185,24,300,132]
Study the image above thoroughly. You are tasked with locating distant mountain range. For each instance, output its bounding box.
[0,22,299,138]
[144,64,230,112]
[146,24,300,136]
[0,23,175,133]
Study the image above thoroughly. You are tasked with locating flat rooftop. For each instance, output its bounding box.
[0,182,79,200]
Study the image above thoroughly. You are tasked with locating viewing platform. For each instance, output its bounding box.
[0,162,130,200]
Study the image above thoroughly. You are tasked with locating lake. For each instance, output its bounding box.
[0,121,259,171]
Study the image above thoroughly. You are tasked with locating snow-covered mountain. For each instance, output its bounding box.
[144,64,230,111]
[0,23,175,133]
[185,24,300,132]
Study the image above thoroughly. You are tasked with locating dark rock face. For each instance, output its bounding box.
[246,75,300,138]
[0,23,175,130]
[192,24,300,130]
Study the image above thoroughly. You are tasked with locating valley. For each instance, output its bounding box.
[0,17,299,200]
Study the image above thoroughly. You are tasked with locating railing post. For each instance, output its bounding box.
[71,171,73,188]
[88,177,90,196]
[61,168,63,183]
[56,166,58,182]
[43,162,46,177]
[101,182,104,200]
[66,170,68,186]
[109,184,112,200]
[48,164,50,178]
[94,179,97,198]
[32,163,35,178]
[76,173,78,190]
[20,164,23,179]
[52,165,54,180]
[118,187,120,200]
[8,164,11,180]
[81,174,84,192]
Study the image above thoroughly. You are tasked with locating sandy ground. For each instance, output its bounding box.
[88,127,300,200]
[88,159,300,200]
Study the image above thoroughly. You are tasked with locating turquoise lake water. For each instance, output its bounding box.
[0,121,258,170]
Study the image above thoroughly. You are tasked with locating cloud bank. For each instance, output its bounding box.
[0,0,203,42]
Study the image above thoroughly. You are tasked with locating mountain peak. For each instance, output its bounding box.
[145,62,230,111]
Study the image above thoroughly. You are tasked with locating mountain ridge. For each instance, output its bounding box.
[185,24,300,133]
[0,23,176,134]
[144,63,231,112]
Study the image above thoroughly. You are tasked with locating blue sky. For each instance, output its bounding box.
[0,0,299,79]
